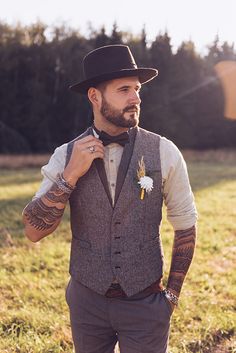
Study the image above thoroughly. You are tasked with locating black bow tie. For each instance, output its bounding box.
[93,125,130,147]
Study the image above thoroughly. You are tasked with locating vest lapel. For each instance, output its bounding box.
[91,126,137,208]
[88,126,112,207]
[114,127,137,206]
[94,158,113,206]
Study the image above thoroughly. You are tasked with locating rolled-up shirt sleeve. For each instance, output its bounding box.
[160,137,197,231]
[34,143,67,199]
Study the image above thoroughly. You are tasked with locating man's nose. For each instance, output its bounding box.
[129,91,141,105]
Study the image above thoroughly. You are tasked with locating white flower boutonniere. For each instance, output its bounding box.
[137,156,154,200]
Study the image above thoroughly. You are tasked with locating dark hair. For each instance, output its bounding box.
[87,81,107,108]
[95,81,108,94]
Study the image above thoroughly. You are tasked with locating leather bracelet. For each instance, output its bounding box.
[56,173,75,193]
[164,289,179,306]
[60,173,76,190]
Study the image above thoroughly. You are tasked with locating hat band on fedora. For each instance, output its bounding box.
[85,62,137,80]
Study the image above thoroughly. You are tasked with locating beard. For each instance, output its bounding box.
[100,96,140,128]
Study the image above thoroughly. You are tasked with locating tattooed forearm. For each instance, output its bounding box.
[170,246,195,273]
[23,182,71,233]
[44,182,71,204]
[167,225,196,296]
[166,274,183,293]
[24,198,64,230]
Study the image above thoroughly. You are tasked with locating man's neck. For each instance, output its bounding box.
[93,119,129,136]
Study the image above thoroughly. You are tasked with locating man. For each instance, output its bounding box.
[22,44,197,353]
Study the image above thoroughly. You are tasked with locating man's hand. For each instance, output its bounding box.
[63,136,104,186]
[23,135,104,243]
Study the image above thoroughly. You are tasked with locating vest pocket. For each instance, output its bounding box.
[74,237,110,258]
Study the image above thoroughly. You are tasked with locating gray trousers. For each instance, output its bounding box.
[65,278,172,353]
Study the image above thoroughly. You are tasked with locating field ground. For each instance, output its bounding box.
[0,150,236,352]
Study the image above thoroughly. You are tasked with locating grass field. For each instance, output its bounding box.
[0,151,236,353]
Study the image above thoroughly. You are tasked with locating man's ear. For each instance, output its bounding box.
[88,87,101,107]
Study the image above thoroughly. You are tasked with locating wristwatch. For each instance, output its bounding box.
[164,289,179,306]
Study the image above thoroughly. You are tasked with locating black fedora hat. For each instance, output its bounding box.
[69,44,158,94]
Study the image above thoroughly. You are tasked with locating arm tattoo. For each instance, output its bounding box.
[44,182,71,204]
[167,225,196,296]
[24,182,71,231]
[167,274,183,293]
[24,199,64,230]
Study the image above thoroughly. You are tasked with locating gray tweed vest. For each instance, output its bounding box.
[66,126,164,297]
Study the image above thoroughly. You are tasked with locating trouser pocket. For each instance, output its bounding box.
[162,291,174,317]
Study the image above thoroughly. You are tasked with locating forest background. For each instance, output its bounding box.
[0,21,236,154]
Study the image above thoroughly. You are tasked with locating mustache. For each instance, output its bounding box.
[123,105,140,113]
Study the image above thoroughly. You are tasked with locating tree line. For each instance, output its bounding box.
[0,21,236,153]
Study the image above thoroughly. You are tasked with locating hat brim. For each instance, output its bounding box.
[69,68,158,94]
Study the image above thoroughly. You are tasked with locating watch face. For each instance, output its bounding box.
[165,293,172,301]
[164,290,178,305]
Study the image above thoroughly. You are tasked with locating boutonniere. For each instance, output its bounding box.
[137,156,154,200]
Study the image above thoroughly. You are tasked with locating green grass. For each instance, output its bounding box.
[0,152,236,352]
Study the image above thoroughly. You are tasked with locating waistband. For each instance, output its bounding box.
[105,278,163,299]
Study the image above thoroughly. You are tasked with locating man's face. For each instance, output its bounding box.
[99,76,141,128]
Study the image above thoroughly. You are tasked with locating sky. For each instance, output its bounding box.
[0,0,235,53]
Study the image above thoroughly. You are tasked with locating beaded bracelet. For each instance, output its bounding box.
[163,289,179,306]
[56,173,76,194]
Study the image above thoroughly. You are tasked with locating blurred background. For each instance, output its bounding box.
[0,0,236,154]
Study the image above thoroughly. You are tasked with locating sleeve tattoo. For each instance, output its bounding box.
[24,182,71,231]
[167,225,196,296]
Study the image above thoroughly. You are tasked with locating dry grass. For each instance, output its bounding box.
[182,148,236,163]
[0,154,50,168]
[0,150,236,352]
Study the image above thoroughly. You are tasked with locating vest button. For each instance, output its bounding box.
[115,221,121,225]
[114,251,121,254]
[115,266,121,269]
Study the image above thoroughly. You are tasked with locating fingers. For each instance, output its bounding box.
[87,143,103,152]
[64,135,105,182]
[81,140,104,152]
[74,135,105,157]
[76,135,103,147]
[80,142,104,155]
[70,142,104,166]
[86,145,105,160]
[75,136,103,150]
[91,150,104,160]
